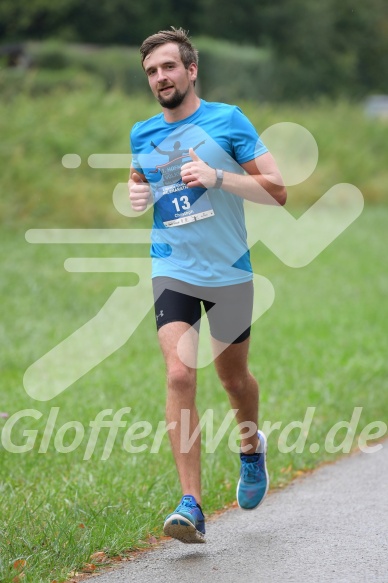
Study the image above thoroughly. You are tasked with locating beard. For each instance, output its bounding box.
[157,85,188,109]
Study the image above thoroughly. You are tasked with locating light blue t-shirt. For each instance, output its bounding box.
[130,99,267,287]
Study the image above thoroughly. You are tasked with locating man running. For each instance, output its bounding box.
[128,27,286,544]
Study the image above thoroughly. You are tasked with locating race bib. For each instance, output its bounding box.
[154,180,215,228]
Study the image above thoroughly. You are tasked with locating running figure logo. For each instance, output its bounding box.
[23,122,364,401]
[150,139,205,185]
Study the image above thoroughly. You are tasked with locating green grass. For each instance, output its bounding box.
[1,90,388,582]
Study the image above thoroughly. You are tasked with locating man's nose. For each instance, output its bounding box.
[156,68,167,82]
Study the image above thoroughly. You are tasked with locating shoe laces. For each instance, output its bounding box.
[241,454,261,482]
[178,496,197,510]
[180,497,195,507]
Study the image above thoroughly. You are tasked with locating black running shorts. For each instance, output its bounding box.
[152,276,254,344]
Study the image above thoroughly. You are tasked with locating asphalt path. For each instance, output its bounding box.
[90,444,388,583]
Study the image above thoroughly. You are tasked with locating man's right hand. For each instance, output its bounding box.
[128,172,152,212]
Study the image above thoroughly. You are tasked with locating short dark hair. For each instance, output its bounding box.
[140,26,198,69]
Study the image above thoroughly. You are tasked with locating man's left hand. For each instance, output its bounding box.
[181,148,216,189]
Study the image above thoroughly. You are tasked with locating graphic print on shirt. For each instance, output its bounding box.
[148,133,215,228]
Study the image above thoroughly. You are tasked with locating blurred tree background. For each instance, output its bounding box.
[0,0,387,101]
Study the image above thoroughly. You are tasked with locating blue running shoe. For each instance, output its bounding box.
[236,430,269,510]
[163,495,206,544]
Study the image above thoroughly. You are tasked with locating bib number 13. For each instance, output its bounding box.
[172,195,191,212]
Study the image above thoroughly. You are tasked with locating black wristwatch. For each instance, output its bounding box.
[214,168,224,189]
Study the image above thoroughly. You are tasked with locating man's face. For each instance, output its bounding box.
[143,43,197,109]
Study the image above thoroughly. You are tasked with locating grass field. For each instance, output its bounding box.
[1,90,388,582]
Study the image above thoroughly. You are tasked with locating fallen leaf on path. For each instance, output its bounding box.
[81,564,96,573]
[90,551,108,563]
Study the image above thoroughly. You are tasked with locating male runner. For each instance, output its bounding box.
[128,27,286,544]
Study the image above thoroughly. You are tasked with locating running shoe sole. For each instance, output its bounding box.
[163,514,206,544]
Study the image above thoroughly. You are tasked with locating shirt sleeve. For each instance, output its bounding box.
[230,107,268,165]
[130,124,144,173]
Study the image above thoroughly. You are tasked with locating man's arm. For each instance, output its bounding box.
[225,153,287,206]
[181,149,287,206]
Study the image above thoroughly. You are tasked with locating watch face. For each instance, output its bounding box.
[215,169,224,188]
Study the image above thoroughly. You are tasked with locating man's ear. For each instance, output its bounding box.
[188,62,198,83]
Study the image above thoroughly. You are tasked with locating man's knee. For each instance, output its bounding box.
[218,367,258,396]
[167,364,196,392]
[218,374,247,397]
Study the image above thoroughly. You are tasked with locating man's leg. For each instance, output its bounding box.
[212,337,259,454]
[213,337,269,510]
[159,321,206,543]
[203,280,259,449]
[158,321,202,503]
